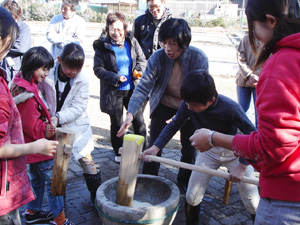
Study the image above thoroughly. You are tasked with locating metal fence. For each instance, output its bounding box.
[165,0,219,18]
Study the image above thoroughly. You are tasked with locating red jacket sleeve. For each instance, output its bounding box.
[17,97,51,142]
[0,91,10,147]
[233,51,300,175]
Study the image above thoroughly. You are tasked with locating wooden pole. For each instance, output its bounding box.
[223,179,233,205]
[116,134,145,207]
[145,155,259,186]
[51,128,75,196]
[239,0,245,34]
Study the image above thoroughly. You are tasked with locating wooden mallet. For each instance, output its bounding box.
[51,128,75,196]
[116,134,145,207]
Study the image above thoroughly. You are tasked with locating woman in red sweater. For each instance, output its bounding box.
[189,0,300,224]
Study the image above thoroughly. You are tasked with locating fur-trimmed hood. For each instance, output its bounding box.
[10,73,36,105]
[12,90,34,105]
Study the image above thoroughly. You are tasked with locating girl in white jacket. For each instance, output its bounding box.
[39,43,101,203]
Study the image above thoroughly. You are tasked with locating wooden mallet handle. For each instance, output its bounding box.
[145,155,259,186]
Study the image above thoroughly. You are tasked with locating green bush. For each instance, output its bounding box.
[20,1,59,21]
[77,7,95,22]
[96,13,107,23]
[206,17,226,28]
[125,14,135,24]
[186,18,203,27]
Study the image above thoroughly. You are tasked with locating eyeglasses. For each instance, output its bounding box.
[61,5,72,12]
[149,4,162,11]
[109,28,124,34]
[159,40,178,47]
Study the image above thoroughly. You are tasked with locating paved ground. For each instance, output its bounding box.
[18,22,257,225]
[19,144,256,225]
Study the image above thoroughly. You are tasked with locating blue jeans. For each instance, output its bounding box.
[27,159,64,218]
[255,198,300,225]
[237,85,257,126]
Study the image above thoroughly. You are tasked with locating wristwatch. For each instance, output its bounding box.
[208,130,215,147]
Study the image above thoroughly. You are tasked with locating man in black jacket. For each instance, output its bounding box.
[133,0,171,59]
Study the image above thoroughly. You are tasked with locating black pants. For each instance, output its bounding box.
[142,104,196,185]
[110,90,147,156]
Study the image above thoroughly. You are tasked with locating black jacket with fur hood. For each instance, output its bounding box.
[93,32,146,115]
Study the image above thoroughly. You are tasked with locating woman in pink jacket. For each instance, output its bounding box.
[189,0,300,224]
[0,7,57,225]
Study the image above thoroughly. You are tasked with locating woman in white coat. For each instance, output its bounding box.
[39,43,101,203]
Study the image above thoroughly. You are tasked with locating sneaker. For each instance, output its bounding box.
[115,156,121,163]
[63,218,75,225]
[25,209,54,224]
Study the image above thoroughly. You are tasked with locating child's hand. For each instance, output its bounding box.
[141,146,160,162]
[51,116,58,127]
[33,139,58,157]
[165,116,175,124]
[227,163,247,183]
[189,128,212,152]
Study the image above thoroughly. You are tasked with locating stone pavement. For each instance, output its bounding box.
[20,141,255,225]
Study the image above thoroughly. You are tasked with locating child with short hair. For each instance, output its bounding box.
[39,43,101,204]
[10,46,74,225]
[142,70,260,225]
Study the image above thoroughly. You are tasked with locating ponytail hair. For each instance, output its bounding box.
[246,0,300,70]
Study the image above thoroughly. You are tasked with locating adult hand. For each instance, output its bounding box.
[141,145,160,162]
[227,163,247,183]
[133,70,143,79]
[117,112,133,137]
[33,139,58,157]
[120,76,127,82]
[189,128,212,152]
